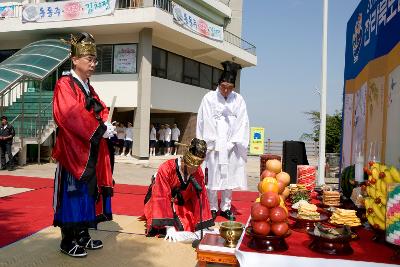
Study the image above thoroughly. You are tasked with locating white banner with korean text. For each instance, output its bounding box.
[22,0,116,23]
[172,2,223,42]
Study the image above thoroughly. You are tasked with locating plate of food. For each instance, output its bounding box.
[321,189,342,207]
[328,208,362,228]
[290,203,328,221]
[327,208,362,239]
[307,223,353,255]
[289,203,329,233]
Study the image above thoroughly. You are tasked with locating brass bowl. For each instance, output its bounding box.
[219,221,244,248]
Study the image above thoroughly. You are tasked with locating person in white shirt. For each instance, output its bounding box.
[149,123,157,156]
[116,122,126,155]
[123,122,134,156]
[164,124,172,155]
[196,61,249,221]
[157,124,165,155]
[171,123,181,155]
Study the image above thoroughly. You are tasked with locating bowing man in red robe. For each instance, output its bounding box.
[144,138,214,242]
[52,32,115,257]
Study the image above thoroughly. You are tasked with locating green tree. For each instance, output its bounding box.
[300,110,342,153]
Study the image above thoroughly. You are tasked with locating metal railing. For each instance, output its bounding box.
[115,0,256,55]
[0,79,53,142]
[249,140,319,158]
[0,82,25,113]
[11,101,53,140]
[115,0,143,9]
[224,31,256,55]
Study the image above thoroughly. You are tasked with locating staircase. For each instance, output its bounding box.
[2,90,55,163]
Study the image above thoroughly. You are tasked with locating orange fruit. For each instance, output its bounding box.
[261,181,279,194]
[257,181,263,193]
[263,177,278,184]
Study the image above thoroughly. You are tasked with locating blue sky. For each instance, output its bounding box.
[240,0,360,141]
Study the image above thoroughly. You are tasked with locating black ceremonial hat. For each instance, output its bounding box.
[218,61,242,86]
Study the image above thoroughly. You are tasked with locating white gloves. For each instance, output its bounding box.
[164,226,179,242]
[103,122,116,139]
[164,227,219,243]
[164,227,199,243]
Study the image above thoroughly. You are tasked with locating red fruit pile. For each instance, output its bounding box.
[250,191,289,237]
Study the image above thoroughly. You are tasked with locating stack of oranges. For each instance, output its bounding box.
[255,159,291,214]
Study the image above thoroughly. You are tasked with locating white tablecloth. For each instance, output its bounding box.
[234,218,397,267]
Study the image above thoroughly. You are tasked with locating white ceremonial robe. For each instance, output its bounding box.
[196,87,249,191]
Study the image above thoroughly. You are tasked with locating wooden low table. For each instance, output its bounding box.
[196,234,239,267]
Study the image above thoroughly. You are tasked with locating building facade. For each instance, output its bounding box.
[0,0,256,159]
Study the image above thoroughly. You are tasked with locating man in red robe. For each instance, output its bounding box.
[144,138,214,242]
[52,32,115,257]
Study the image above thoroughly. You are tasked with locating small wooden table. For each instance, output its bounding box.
[196,234,239,267]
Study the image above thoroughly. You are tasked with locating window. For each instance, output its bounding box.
[0,49,18,63]
[152,47,167,78]
[95,45,113,73]
[200,64,212,90]
[183,58,199,86]
[212,68,223,89]
[113,44,137,74]
[151,46,218,90]
[167,52,183,82]
[59,60,71,76]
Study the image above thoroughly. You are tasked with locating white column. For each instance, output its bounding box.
[132,28,152,159]
[318,0,328,186]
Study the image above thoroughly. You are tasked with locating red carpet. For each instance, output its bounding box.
[0,175,256,248]
[0,175,53,189]
[0,188,54,248]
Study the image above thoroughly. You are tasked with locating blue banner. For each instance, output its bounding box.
[344,0,400,80]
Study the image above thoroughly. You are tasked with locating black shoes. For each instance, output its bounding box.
[77,236,103,250]
[219,210,236,221]
[0,166,15,171]
[60,228,103,258]
[60,240,87,258]
[211,210,218,221]
[77,230,103,250]
[211,209,236,221]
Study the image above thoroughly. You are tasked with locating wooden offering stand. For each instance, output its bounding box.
[307,229,354,256]
[196,234,239,267]
[246,226,291,252]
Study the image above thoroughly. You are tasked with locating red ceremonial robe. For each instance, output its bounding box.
[52,75,113,218]
[144,159,214,233]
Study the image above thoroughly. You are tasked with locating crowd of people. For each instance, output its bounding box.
[149,123,180,156]
[108,122,181,158]
[110,121,134,157]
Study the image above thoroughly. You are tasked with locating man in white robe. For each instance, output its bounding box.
[196,61,249,221]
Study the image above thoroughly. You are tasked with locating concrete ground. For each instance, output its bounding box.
[0,215,202,267]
